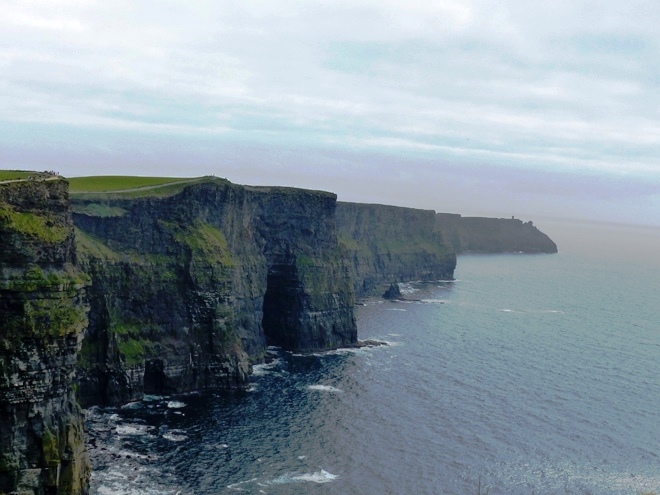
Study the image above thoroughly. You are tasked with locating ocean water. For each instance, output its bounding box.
[86,221,660,495]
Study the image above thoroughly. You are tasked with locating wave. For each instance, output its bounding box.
[307,384,342,393]
[269,469,338,485]
[162,432,187,442]
[115,424,152,436]
[166,401,186,409]
[252,358,283,376]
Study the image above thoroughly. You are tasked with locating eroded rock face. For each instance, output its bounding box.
[0,178,90,495]
[72,180,357,406]
[336,202,457,297]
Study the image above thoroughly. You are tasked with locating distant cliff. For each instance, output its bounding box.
[0,178,90,495]
[337,203,456,296]
[435,213,558,254]
[72,179,356,406]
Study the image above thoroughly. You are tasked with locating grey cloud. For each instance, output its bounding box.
[1,0,659,225]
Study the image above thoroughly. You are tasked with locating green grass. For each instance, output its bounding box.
[0,170,36,181]
[68,176,196,192]
[68,175,229,200]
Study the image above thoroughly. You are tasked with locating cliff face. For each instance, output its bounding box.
[72,179,356,406]
[435,213,558,253]
[336,202,456,297]
[0,178,90,495]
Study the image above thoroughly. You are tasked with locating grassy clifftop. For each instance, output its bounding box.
[68,175,229,200]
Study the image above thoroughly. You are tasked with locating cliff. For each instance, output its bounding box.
[336,202,456,297]
[71,178,356,406]
[435,213,558,254]
[0,177,90,495]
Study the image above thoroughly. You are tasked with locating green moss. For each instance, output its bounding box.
[23,299,87,338]
[74,228,121,261]
[42,428,60,467]
[1,265,88,293]
[71,203,127,217]
[169,220,234,267]
[110,322,157,367]
[295,255,316,267]
[77,336,100,370]
[0,202,69,243]
[118,338,146,366]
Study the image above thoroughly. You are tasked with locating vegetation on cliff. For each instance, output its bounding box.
[0,176,90,495]
[337,202,457,296]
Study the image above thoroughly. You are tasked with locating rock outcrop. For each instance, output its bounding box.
[435,213,558,254]
[336,202,456,297]
[72,179,356,406]
[0,178,90,495]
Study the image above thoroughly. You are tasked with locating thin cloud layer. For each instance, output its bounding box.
[1,0,659,224]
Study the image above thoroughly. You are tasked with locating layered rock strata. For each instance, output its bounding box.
[0,178,90,495]
[336,202,456,297]
[72,179,356,406]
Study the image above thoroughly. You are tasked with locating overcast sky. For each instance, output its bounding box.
[1,0,659,226]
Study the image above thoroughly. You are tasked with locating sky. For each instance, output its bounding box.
[1,0,659,226]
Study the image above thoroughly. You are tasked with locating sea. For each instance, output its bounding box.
[85,219,660,495]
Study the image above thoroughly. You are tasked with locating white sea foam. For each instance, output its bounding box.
[142,395,166,402]
[166,400,186,409]
[269,469,338,485]
[227,477,258,490]
[420,299,448,304]
[120,401,142,410]
[116,424,151,436]
[307,384,342,393]
[398,282,419,294]
[162,432,187,442]
[386,308,407,311]
[252,358,282,376]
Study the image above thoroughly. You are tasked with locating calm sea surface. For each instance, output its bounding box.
[87,220,660,495]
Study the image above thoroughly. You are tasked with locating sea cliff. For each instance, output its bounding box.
[0,178,90,495]
[337,202,456,297]
[4,173,563,495]
[435,213,558,254]
[71,179,357,406]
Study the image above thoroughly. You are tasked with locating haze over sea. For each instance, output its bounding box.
[86,219,660,495]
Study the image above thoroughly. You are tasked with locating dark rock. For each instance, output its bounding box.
[72,179,357,406]
[0,178,90,495]
[382,283,402,299]
[336,202,456,297]
[435,213,558,253]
